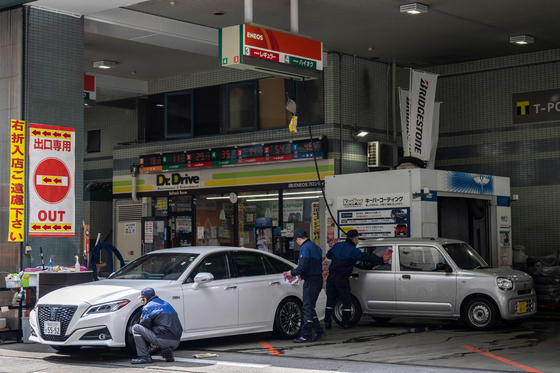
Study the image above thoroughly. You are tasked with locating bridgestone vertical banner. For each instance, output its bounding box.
[28,123,75,237]
[398,88,410,156]
[408,70,439,162]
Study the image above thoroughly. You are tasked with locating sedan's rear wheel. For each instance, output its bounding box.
[465,297,497,331]
[333,297,362,327]
[272,298,302,339]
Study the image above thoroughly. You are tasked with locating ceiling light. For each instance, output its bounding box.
[400,3,428,14]
[510,35,534,45]
[357,131,369,137]
[93,60,117,69]
[156,104,164,107]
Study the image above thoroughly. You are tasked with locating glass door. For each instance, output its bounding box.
[142,217,169,254]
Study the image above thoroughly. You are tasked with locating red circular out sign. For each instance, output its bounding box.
[33,158,71,204]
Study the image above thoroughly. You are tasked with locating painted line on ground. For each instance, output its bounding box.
[462,345,542,373]
[152,355,270,368]
[258,341,283,356]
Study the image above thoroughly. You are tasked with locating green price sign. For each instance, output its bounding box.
[289,57,316,69]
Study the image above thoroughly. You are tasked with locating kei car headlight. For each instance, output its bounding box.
[496,277,513,290]
[82,300,130,317]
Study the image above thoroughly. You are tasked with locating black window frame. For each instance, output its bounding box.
[164,89,194,139]
[86,129,101,153]
[226,80,258,134]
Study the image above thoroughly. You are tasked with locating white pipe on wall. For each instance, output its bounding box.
[245,0,253,23]
[290,0,298,33]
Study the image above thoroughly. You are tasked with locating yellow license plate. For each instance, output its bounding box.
[518,301,527,314]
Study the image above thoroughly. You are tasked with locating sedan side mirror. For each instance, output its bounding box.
[192,272,214,290]
[436,262,453,273]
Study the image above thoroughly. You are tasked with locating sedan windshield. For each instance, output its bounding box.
[109,253,199,280]
[443,243,489,270]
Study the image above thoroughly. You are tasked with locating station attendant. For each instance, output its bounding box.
[287,229,326,343]
[324,230,392,329]
[131,287,183,364]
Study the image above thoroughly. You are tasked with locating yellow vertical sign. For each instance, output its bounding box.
[9,119,25,242]
[312,202,320,246]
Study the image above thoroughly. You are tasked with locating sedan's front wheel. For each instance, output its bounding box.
[125,310,160,356]
[272,298,302,339]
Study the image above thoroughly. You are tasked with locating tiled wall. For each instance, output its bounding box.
[423,49,560,256]
[23,8,84,268]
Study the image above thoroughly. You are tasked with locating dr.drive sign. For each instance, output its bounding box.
[28,123,75,237]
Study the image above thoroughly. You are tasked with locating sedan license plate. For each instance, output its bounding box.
[518,301,527,314]
[44,321,61,335]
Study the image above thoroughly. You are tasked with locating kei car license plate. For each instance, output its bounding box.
[518,301,527,314]
[44,321,61,335]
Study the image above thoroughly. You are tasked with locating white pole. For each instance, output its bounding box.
[245,0,253,23]
[290,0,298,33]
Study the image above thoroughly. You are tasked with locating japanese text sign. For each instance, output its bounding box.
[28,123,75,237]
[9,120,26,242]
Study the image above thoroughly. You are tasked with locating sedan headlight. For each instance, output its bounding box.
[496,277,513,290]
[82,300,130,317]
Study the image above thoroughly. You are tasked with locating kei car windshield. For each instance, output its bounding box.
[109,253,199,280]
[442,243,489,270]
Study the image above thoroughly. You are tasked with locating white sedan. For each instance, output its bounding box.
[29,247,326,353]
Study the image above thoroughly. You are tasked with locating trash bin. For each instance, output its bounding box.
[22,317,34,344]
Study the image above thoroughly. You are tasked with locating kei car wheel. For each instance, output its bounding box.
[125,309,160,356]
[465,297,497,331]
[333,296,362,327]
[51,346,81,354]
[272,298,302,339]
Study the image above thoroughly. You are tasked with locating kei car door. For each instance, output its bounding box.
[351,245,397,313]
[181,252,238,332]
[395,245,457,316]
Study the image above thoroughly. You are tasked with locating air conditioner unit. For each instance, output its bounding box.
[367,141,397,169]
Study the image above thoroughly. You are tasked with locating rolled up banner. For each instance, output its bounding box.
[398,88,410,156]
[426,102,441,169]
[409,70,439,163]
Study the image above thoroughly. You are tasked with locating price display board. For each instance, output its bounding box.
[293,139,325,159]
[140,154,163,172]
[187,149,212,168]
[162,152,186,170]
[238,144,266,164]
[139,137,327,172]
[211,147,237,166]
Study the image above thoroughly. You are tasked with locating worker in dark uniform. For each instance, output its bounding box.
[131,287,183,364]
[324,230,392,329]
[287,229,326,343]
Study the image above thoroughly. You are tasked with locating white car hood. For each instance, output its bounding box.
[37,280,173,306]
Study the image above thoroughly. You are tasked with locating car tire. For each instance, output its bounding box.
[372,317,392,324]
[51,346,81,354]
[464,297,498,331]
[124,309,160,356]
[333,296,362,327]
[272,298,303,339]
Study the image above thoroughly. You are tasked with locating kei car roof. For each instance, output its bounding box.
[357,237,465,246]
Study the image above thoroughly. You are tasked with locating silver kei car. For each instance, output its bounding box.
[332,238,536,331]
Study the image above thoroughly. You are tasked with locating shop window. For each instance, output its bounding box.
[258,78,293,130]
[86,130,101,153]
[153,197,168,217]
[194,85,226,136]
[227,81,257,132]
[165,90,193,138]
[296,78,324,125]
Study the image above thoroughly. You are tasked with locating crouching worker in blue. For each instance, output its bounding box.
[324,230,392,329]
[131,287,183,364]
[287,229,326,343]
